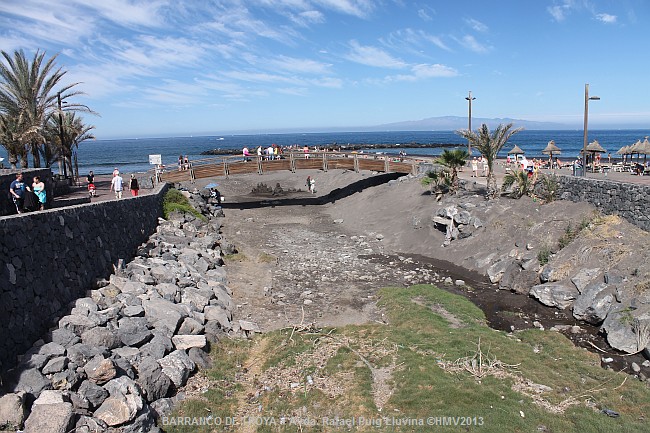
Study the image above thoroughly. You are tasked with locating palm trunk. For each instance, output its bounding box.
[487,173,499,199]
[31,143,41,168]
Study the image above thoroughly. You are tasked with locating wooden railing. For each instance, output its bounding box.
[159,151,423,183]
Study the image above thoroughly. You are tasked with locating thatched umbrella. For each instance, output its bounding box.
[507,144,524,161]
[617,145,631,164]
[636,137,650,166]
[585,140,606,171]
[542,140,561,165]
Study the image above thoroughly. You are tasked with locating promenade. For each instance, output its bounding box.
[52,157,650,207]
[457,159,650,187]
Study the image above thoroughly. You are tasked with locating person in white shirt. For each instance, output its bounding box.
[111,171,124,199]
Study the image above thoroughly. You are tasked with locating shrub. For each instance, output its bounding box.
[162,188,203,220]
[501,169,534,198]
[537,245,552,265]
[537,174,559,203]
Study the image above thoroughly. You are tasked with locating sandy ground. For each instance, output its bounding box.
[178,164,650,376]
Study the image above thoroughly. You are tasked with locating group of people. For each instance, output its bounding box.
[306,175,316,193]
[470,156,489,177]
[178,155,190,171]
[9,172,46,214]
[108,168,139,199]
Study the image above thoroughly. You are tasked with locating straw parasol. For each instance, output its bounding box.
[617,145,631,164]
[507,144,524,155]
[585,140,606,171]
[636,137,650,166]
[542,140,561,162]
[585,139,606,153]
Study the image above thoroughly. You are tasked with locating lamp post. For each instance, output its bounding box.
[465,91,476,155]
[582,84,600,177]
[57,91,68,178]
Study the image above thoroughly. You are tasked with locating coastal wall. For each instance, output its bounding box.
[556,175,650,231]
[0,183,169,369]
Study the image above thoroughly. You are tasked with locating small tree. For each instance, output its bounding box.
[502,169,534,198]
[421,169,450,201]
[456,123,523,199]
[435,148,469,193]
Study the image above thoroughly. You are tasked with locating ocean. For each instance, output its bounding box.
[1,129,648,175]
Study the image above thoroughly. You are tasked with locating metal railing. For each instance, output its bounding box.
[158,151,425,183]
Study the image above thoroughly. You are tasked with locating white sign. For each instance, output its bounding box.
[149,154,162,165]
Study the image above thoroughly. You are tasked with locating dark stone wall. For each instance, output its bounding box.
[0,183,169,369]
[556,175,650,231]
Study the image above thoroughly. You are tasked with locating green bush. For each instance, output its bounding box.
[538,245,552,265]
[537,174,559,203]
[162,188,204,220]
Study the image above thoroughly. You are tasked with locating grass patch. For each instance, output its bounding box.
[223,253,248,262]
[538,244,552,265]
[163,188,204,220]
[258,252,277,263]
[165,285,650,433]
[556,215,596,250]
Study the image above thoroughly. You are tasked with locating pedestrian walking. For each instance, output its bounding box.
[129,174,139,197]
[111,170,124,199]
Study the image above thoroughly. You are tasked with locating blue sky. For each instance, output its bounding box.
[1,0,648,138]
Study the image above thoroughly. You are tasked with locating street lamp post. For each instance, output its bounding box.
[57,91,68,178]
[465,91,476,155]
[582,84,600,177]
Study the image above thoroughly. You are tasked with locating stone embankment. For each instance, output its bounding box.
[0,190,245,432]
[432,181,650,377]
[556,175,650,232]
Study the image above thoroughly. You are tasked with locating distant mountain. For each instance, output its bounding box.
[370,116,568,131]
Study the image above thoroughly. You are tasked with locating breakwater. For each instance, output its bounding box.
[556,175,650,232]
[0,183,169,370]
[200,142,459,156]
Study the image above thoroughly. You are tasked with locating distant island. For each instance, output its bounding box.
[200,142,462,156]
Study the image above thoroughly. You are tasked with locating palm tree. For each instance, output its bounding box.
[44,112,95,174]
[0,113,26,168]
[421,169,450,201]
[456,123,524,199]
[435,148,469,193]
[0,49,93,168]
[502,169,535,198]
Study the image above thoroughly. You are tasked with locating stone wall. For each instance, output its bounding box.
[555,174,650,231]
[0,183,169,369]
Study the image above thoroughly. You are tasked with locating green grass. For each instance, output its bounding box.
[164,285,650,433]
[538,245,552,265]
[223,252,248,262]
[162,188,204,220]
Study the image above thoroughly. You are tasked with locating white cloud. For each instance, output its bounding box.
[418,8,432,21]
[547,5,568,22]
[395,63,457,81]
[314,0,375,19]
[267,55,333,74]
[455,35,491,54]
[290,10,325,26]
[345,40,407,68]
[382,29,451,54]
[596,13,617,24]
[465,18,488,32]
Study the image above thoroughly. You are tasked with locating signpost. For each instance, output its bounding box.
[149,154,163,183]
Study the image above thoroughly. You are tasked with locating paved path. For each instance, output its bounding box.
[56,175,155,204]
